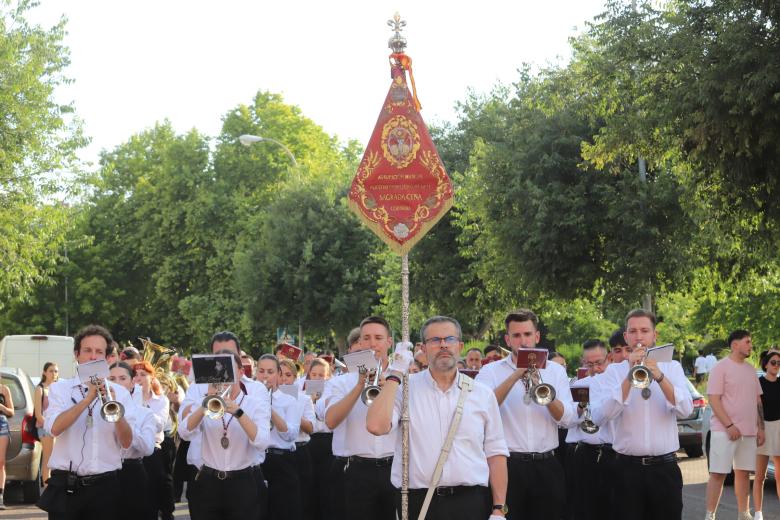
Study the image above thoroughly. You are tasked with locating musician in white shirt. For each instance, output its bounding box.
[321,316,397,520]
[476,309,575,520]
[179,348,271,520]
[590,309,693,520]
[564,339,616,520]
[38,325,134,519]
[108,361,157,520]
[367,316,509,520]
[256,354,303,520]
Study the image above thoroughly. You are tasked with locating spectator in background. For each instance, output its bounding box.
[706,350,718,373]
[694,350,709,383]
[465,348,483,370]
[414,349,428,369]
[34,362,59,489]
[409,360,424,374]
[704,330,765,520]
[754,350,780,520]
[549,351,567,371]
[120,346,142,363]
[608,328,629,363]
[346,328,361,354]
[483,345,502,363]
[0,372,13,509]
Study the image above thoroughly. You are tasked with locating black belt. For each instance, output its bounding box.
[576,442,614,452]
[122,458,143,466]
[336,455,394,467]
[197,465,254,481]
[616,452,677,466]
[509,449,556,462]
[267,447,294,456]
[295,441,309,448]
[408,485,483,497]
[51,469,117,487]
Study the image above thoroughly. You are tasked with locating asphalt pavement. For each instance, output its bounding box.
[1,453,779,519]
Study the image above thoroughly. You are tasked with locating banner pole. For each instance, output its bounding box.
[400,253,410,520]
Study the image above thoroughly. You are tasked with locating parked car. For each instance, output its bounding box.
[1,367,42,503]
[678,378,707,458]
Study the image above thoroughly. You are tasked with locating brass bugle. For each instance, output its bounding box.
[628,343,652,389]
[91,376,125,423]
[359,362,381,406]
[202,384,231,420]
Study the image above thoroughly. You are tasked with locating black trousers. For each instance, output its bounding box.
[507,452,565,520]
[39,470,120,520]
[188,468,260,520]
[173,438,196,502]
[564,443,616,520]
[328,454,347,519]
[119,460,150,520]
[294,443,314,519]
[309,432,333,520]
[613,455,683,520]
[262,451,302,520]
[399,485,491,520]
[159,434,177,518]
[144,445,175,520]
[342,457,395,520]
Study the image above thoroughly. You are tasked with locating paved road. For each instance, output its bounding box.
[2,453,779,519]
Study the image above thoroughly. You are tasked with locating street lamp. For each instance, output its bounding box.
[238,134,298,168]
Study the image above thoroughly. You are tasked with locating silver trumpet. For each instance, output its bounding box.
[359,362,382,406]
[91,376,125,423]
[525,368,556,406]
[202,384,231,420]
[580,405,599,434]
[628,343,652,389]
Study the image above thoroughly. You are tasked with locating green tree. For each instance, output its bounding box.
[0,0,85,309]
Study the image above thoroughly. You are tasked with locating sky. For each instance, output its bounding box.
[28,0,609,166]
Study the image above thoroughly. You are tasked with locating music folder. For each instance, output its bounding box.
[76,359,109,384]
[515,348,548,369]
[570,386,590,403]
[278,384,299,399]
[277,343,303,362]
[304,379,325,396]
[192,354,237,385]
[646,343,675,363]
[576,367,589,379]
[459,369,479,379]
[343,349,378,374]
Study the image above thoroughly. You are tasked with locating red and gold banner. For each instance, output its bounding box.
[348,56,453,255]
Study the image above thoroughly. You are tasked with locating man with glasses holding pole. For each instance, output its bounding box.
[367,316,508,520]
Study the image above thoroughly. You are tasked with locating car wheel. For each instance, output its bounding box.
[22,477,41,503]
[685,445,704,458]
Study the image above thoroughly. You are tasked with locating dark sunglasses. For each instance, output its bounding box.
[769,360,780,367]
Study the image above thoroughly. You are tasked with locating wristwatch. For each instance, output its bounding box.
[233,408,245,419]
[492,504,509,515]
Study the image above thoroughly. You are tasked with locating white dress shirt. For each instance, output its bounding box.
[297,394,315,443]
[45,376,134,476]
[476,356,576,453]
[143,391,170,447]
[179,381,271,471]
[564,375,615,445]
[268,389,301,450]
[322,372,397,458]
[121,403,157,459]
[590,360,693,456]
[389,371,508,489]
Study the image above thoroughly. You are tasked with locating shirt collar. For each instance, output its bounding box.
[423,368,460,393]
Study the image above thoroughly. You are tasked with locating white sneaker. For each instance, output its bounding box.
[705,512,716,520]
[738,512,753,520]
[753,512,763,520]
[0,495,5,510]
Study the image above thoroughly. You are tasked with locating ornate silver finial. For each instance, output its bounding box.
[387,12,407,54]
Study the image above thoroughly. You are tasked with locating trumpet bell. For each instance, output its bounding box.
[531,383,556,406]
[100,400,125,423]
[202,395,226,419]
[629,365,652,389]
[580,418,600,434]
[361,385,381,406]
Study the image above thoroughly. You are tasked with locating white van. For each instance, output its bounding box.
[0,335,75,381]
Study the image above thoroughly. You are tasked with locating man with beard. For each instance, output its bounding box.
[367,316,508,520]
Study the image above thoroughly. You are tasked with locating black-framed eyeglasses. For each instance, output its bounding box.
[584,358,607,368]
[423,336,460,347]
